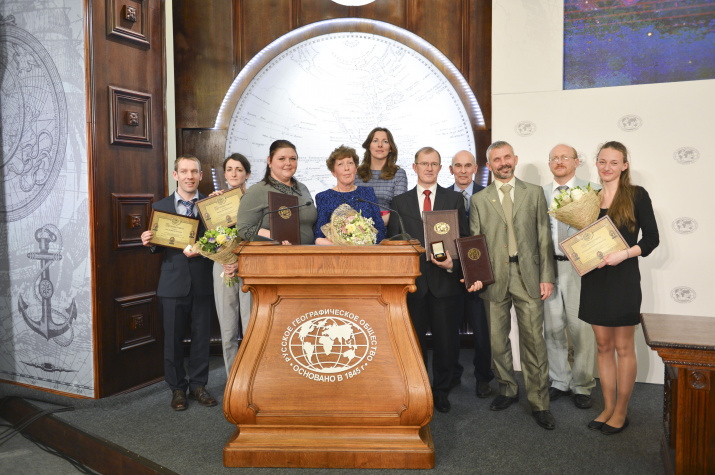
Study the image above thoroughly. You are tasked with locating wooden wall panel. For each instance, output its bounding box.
[236,0,293,71]
[89,0,166,396]
[354,0,408,29]
[409,0,465,72]
[173,1,234,128]
[297,0,349,25]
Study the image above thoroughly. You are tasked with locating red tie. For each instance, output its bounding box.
[423,189,432,212]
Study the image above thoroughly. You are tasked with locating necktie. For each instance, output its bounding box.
[462,189,469,212]
[423,189,432,212]
[500,184,517,256]
[180,199,195,217]
[555,185,569,246]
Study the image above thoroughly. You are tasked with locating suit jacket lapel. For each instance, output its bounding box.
[433,185,447,211]
[512,178,527,216]
[485,183,507,224]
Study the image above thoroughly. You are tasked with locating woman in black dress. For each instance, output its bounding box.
[579,141,659,435]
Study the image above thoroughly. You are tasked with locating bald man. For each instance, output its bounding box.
[449,151,494,399]
[542,143,598,409]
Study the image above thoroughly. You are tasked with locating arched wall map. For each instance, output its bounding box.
[220,19,485,195]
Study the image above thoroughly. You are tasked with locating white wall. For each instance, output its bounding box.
[493,0,715,383]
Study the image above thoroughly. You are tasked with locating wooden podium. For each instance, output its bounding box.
[223,241,434,469]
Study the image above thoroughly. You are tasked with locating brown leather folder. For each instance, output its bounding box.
[268,192,300,244]
[422,209,459,261]
[455,235,495,288]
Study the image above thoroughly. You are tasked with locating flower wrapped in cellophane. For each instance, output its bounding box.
[321,203,378,245]
[548,184,600,230]
[192,226,240,285]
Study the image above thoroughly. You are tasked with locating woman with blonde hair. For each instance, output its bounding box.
[579,141,659,435]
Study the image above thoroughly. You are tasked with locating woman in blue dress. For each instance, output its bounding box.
[354,127,407,226]
[315,145,387,245]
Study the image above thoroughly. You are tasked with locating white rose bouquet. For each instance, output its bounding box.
[548,184,600,230]
[321,203,378,245]
[193,226,241,285]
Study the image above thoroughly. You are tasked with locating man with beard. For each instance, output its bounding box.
[467,141,556,430]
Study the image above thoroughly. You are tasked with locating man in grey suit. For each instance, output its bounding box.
[543,144,597,409]
[468,141,556,430]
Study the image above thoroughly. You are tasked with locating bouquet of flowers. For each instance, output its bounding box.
[321,203,378,245]
[192,226,241,286]
[548,184,600,230]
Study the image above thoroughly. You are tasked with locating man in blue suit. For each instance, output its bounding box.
[448,150,494,399]
[542,144,597,409]
[387,146,468,413]
[141,155,216,411]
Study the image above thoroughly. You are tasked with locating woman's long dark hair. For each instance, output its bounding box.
[356,127,399,182]
[599,141,637,233]
[261,140,298,185]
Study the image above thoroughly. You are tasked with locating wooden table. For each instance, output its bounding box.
[641,313,715,475]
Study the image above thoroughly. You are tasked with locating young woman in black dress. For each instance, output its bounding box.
[579,141,659,435]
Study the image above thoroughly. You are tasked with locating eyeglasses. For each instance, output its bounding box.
[416,162,440,168]
[548,156,576,163]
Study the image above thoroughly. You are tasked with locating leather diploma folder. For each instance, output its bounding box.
[422,209,459,261]
[455,235,495,288]
[268,192,301,244]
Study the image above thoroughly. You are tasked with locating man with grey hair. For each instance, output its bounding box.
[448,150,494,399]
[543,144,597,409]
[467,141,556,430]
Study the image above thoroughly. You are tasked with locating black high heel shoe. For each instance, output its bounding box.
[600,417,629,435]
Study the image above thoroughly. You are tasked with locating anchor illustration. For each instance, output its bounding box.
[18,225,77,346]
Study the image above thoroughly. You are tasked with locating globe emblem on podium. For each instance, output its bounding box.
[289,316,369,374]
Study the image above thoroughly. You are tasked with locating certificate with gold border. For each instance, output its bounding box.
[559,215,629,277]
[196,187,243,230]
[147,210,200,250]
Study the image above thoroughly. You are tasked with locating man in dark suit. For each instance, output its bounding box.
[387,146,468,413]
[448,150,494,399]
[141,155,216,411]
[468,141,556,430]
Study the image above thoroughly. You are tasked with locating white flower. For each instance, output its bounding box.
[560,194,573,205]
[571,188,585,201]
[550,199,558,211]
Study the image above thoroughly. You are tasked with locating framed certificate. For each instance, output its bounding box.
[196,187,243,230]
[147,210,200,250]
[559,215,629,276]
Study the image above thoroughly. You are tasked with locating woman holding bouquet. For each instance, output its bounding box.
[235,139,317,244]
[579,141,659,435]
[315,145,386,245]
[354,127,407,225]
[211,153,252,376]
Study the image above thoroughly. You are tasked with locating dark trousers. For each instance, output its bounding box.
[452,290,494,384]
[160,294,212,392]
[407,291,458,397]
